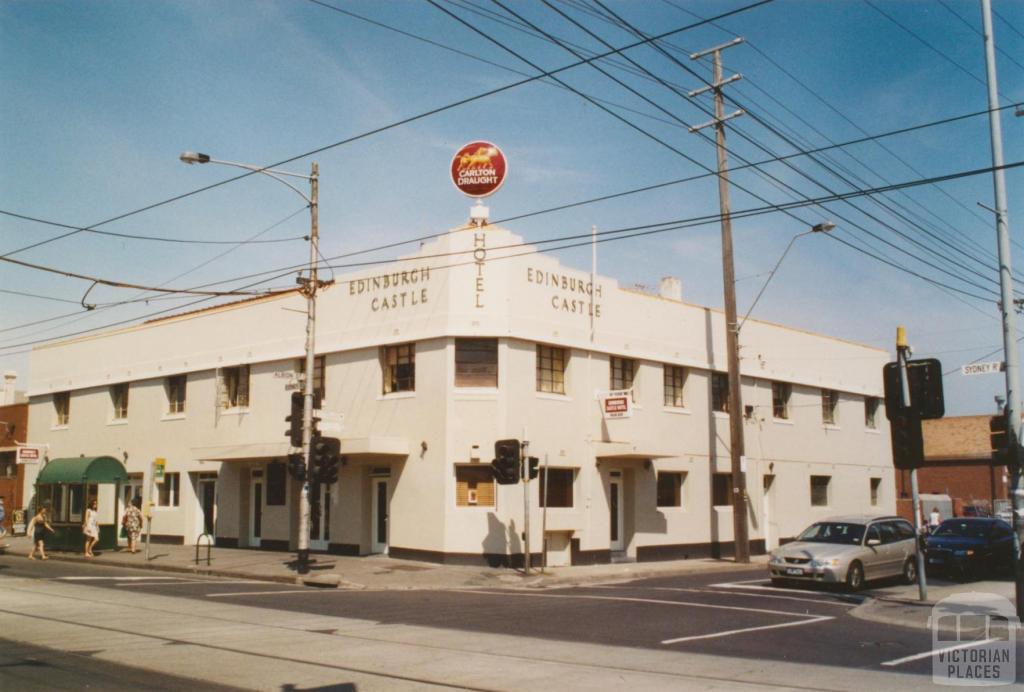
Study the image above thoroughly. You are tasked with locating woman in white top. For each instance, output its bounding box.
[83,499,99,558]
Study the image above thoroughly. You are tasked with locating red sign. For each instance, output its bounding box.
[16,446,41,464]
[451,141,507,198]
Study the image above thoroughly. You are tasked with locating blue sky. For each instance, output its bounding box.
[1,0,1022,415]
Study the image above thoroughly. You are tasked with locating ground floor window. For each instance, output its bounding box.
[455,465,495,507]
[712,472,732,506]
[810,475,831,506]
[657,472,685,507]
[158,472,180,507]
[540,468,574,508]
[870,477,881,506]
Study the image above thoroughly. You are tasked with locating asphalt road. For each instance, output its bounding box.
[2,553,1001,684]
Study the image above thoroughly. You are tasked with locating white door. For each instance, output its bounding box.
[609,476,625,552]
[371,478,388,554]
[309,484,331,551]
[249,476,263,548]
[763,475,778,550]
[118,477,144,545]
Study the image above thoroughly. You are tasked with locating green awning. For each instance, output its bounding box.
[36,456,129,485]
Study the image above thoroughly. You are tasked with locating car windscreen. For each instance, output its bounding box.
[796,522,865,545]
[932,521,990,539]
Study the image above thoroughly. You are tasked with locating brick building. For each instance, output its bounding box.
[0,372,29,533]
[896,415,1009,521]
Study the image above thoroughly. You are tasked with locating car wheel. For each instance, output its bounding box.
[845,561,865,592]
[902,557,917,584]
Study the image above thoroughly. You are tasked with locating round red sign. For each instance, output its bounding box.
[450,141,507,198]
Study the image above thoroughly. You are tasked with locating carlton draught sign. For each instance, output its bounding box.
[450,141,507,197]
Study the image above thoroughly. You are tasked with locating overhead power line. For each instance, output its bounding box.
[0,209,308,247]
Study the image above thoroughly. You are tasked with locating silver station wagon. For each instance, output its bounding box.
[768,514,918,591]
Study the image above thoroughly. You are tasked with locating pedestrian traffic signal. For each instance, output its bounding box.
[287,453,306,482]
[285,391,303,448]
[312,435,341,484]
[890,407,924,470]
[492,438,521,485]
[526,456,539,480]
[990,412,1010,465]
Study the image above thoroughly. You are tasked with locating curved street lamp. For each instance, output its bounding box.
[181,151,320,572]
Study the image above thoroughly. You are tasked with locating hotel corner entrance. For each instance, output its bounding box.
[609,471,625,552]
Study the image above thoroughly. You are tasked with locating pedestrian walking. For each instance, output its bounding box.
[83,498,99,558]
[27,505,54,560]
[929,507,942,531]
[122,496,143,554]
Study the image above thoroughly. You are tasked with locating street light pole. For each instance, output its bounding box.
[297,162,319,572]
[180,152,320,573]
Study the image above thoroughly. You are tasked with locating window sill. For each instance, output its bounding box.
[161,413,186,422]
[712,411,730,419]
[378,391,416,401]
[106,419,129,427]
[864,427,881,434]
[50,424,69,431]
[661,406,690,415]
[455,505,497,510]
[219,408,250,417]
[772,418,795,426]
[822,423,841,431]
[536,392,571,402]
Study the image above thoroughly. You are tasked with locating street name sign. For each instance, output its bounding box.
[961,361,1005,376]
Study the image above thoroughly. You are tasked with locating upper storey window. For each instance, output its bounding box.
[383,344,415,394]
[54,392,70,426]
[219,366,250,409]
[110,383,129,420]
[456,339,497,388]
[536,344,566,395]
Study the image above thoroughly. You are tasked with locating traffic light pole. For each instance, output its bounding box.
[297,162,319,574]
[897,328,927,602]
[522,437,531,576]
[981,0,1024,619]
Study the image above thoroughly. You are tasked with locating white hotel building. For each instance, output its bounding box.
[23,221,893,565]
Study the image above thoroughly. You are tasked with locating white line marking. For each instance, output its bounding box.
[54,576,191,581]
[456,589,820,619]
[590,584,855,607]
[662,615,834,644]
[881,638,1001,667]
[207,589,317,597]
[710,580,833,595]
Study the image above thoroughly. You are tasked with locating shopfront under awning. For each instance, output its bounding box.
[36,456,129,485]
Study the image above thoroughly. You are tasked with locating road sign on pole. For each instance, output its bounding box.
[961,361,1006,376]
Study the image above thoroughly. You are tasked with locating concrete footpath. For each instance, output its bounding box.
[852,575,1018,633]
[0,533,764,590]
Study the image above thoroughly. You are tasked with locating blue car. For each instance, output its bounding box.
[925,518,1015,580]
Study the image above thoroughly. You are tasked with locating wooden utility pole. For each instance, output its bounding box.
[689,38,749,563]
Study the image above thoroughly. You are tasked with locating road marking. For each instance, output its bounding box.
[662,615,834,644]
[590,585,855,607]
[456,589,820,618]
[207,589,319,597]
[709,579,841,596]
[54,576,191,581]
[881,638,1001,667]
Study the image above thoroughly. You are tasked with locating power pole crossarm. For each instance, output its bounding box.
[690,39,750,564]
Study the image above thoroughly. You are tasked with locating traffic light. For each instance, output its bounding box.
[312,435,341,484]
[287,453,306,482]
[285,391,303,448]
[890,407,924,470]
[990,413,1009,465]
[526,456,539,480]
[492,438,520,485]
[882,359,944,421]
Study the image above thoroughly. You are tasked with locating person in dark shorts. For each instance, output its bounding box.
[27,505,54,560]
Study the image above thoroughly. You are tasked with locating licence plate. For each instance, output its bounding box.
[928,558,943,564]
[785,567,804,576]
